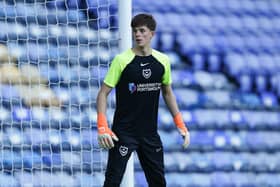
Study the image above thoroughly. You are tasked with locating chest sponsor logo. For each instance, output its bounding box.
[119,145,128,156]
[128,82,161,93]
[142,69,151,79]
[128,83,137,93]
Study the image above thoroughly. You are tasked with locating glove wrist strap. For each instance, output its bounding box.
[97,113,109,134]
[173,112,188,132]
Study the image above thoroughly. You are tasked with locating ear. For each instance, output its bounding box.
[151,31,155,38]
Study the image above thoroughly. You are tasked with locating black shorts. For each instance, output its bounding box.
[103,133,166,187]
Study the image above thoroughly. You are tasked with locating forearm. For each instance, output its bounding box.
[96,83,112,114]
[162,87,180,117]
[97,90,108,114]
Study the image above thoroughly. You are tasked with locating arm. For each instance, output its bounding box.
[161,84,190,149]
[96,83,118,149]
[97,83,113,114]
[161,84,180,117]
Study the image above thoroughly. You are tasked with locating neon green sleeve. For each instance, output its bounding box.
[162,58,172,85]
[104,56,122,87]
[103,49,135,87]
[152,49,172,85]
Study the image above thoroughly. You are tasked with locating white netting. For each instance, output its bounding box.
[0,0,118,186]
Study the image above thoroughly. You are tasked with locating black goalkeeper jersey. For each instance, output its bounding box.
[104,49,172,136]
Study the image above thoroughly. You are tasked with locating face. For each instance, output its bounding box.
[132,25,154,48]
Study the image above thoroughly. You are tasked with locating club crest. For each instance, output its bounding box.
[119,146,128,156]
[142,69,151,79]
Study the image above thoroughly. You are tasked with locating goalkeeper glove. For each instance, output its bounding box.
[174,112,190,149]
[97,113,119,149]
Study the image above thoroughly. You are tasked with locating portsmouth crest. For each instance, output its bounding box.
[119,146,128,156]
[142,69,152,79]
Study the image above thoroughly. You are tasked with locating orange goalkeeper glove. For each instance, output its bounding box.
[174,112,190,149]
[97,113,119,149]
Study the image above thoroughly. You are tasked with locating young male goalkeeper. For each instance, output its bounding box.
[96,13,190,187]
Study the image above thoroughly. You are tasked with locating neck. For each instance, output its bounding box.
[132,46,152,56]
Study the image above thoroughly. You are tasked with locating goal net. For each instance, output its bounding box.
[0,0,119,186]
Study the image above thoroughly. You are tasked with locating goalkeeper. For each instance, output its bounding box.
[96,13,190,187]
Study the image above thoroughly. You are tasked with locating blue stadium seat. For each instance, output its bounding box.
[24,128,47,144]
[256,173,280,187]
[228,131,248,151]
[266,153,280,172]
[60,151,81,170]
[164,153,179,172]
[0,107,11,124]
[242,111,266,130]
[230,172,256,187]
[261,132,280,152]
[210,172,234,187]
[181,110,197,130]
[158,108,173,130]
[62,130,81,150]
[192,173,212,187]
[207,53,222,72]
[230,153,251,172]
[0,150,22,170]
[28,24,47,39]
[74,173,96,187]
[206,110,231,129]
[174,89,201,108]
[255,74,268,93]
[166,173,186,187]
[236,72,253,92]
[193,110,217,129]
[21,151,42,169]
[74,172,105,186]
[238,92,262,109]
[189,130,214,151]
[203,90,232,108]
[191,152,214,172]
[42,152,62,167]
[211,152,234,172]
[224,53,246,77]
[0,173,19,187]
[172,70,195,87]
[80,130,99,149]
[172,152,195,172]
[159,32,175,52]
[213,131,232,150]
[250,152,271,173]
[229,110,247,130]
[30,107,49,128]
[245,131,269,152]
[158,130,180,151]
[260,92,278,109]
[48,108,68,129]
[259,111,280,130]
[33,171,75,186]
[135,172,148,187]
[15,172,33,187]
[6,128,25,146]
[0,84,21,108]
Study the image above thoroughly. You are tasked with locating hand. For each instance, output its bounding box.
[98,127,119,149]
[173,112,190,149]
[178,127,190,149]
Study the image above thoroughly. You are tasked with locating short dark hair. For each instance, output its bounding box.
[131,13,156,31]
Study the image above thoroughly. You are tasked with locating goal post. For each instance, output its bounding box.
[118,1,134,187]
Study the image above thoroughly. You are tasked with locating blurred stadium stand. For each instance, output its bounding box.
[1,0,280,186]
